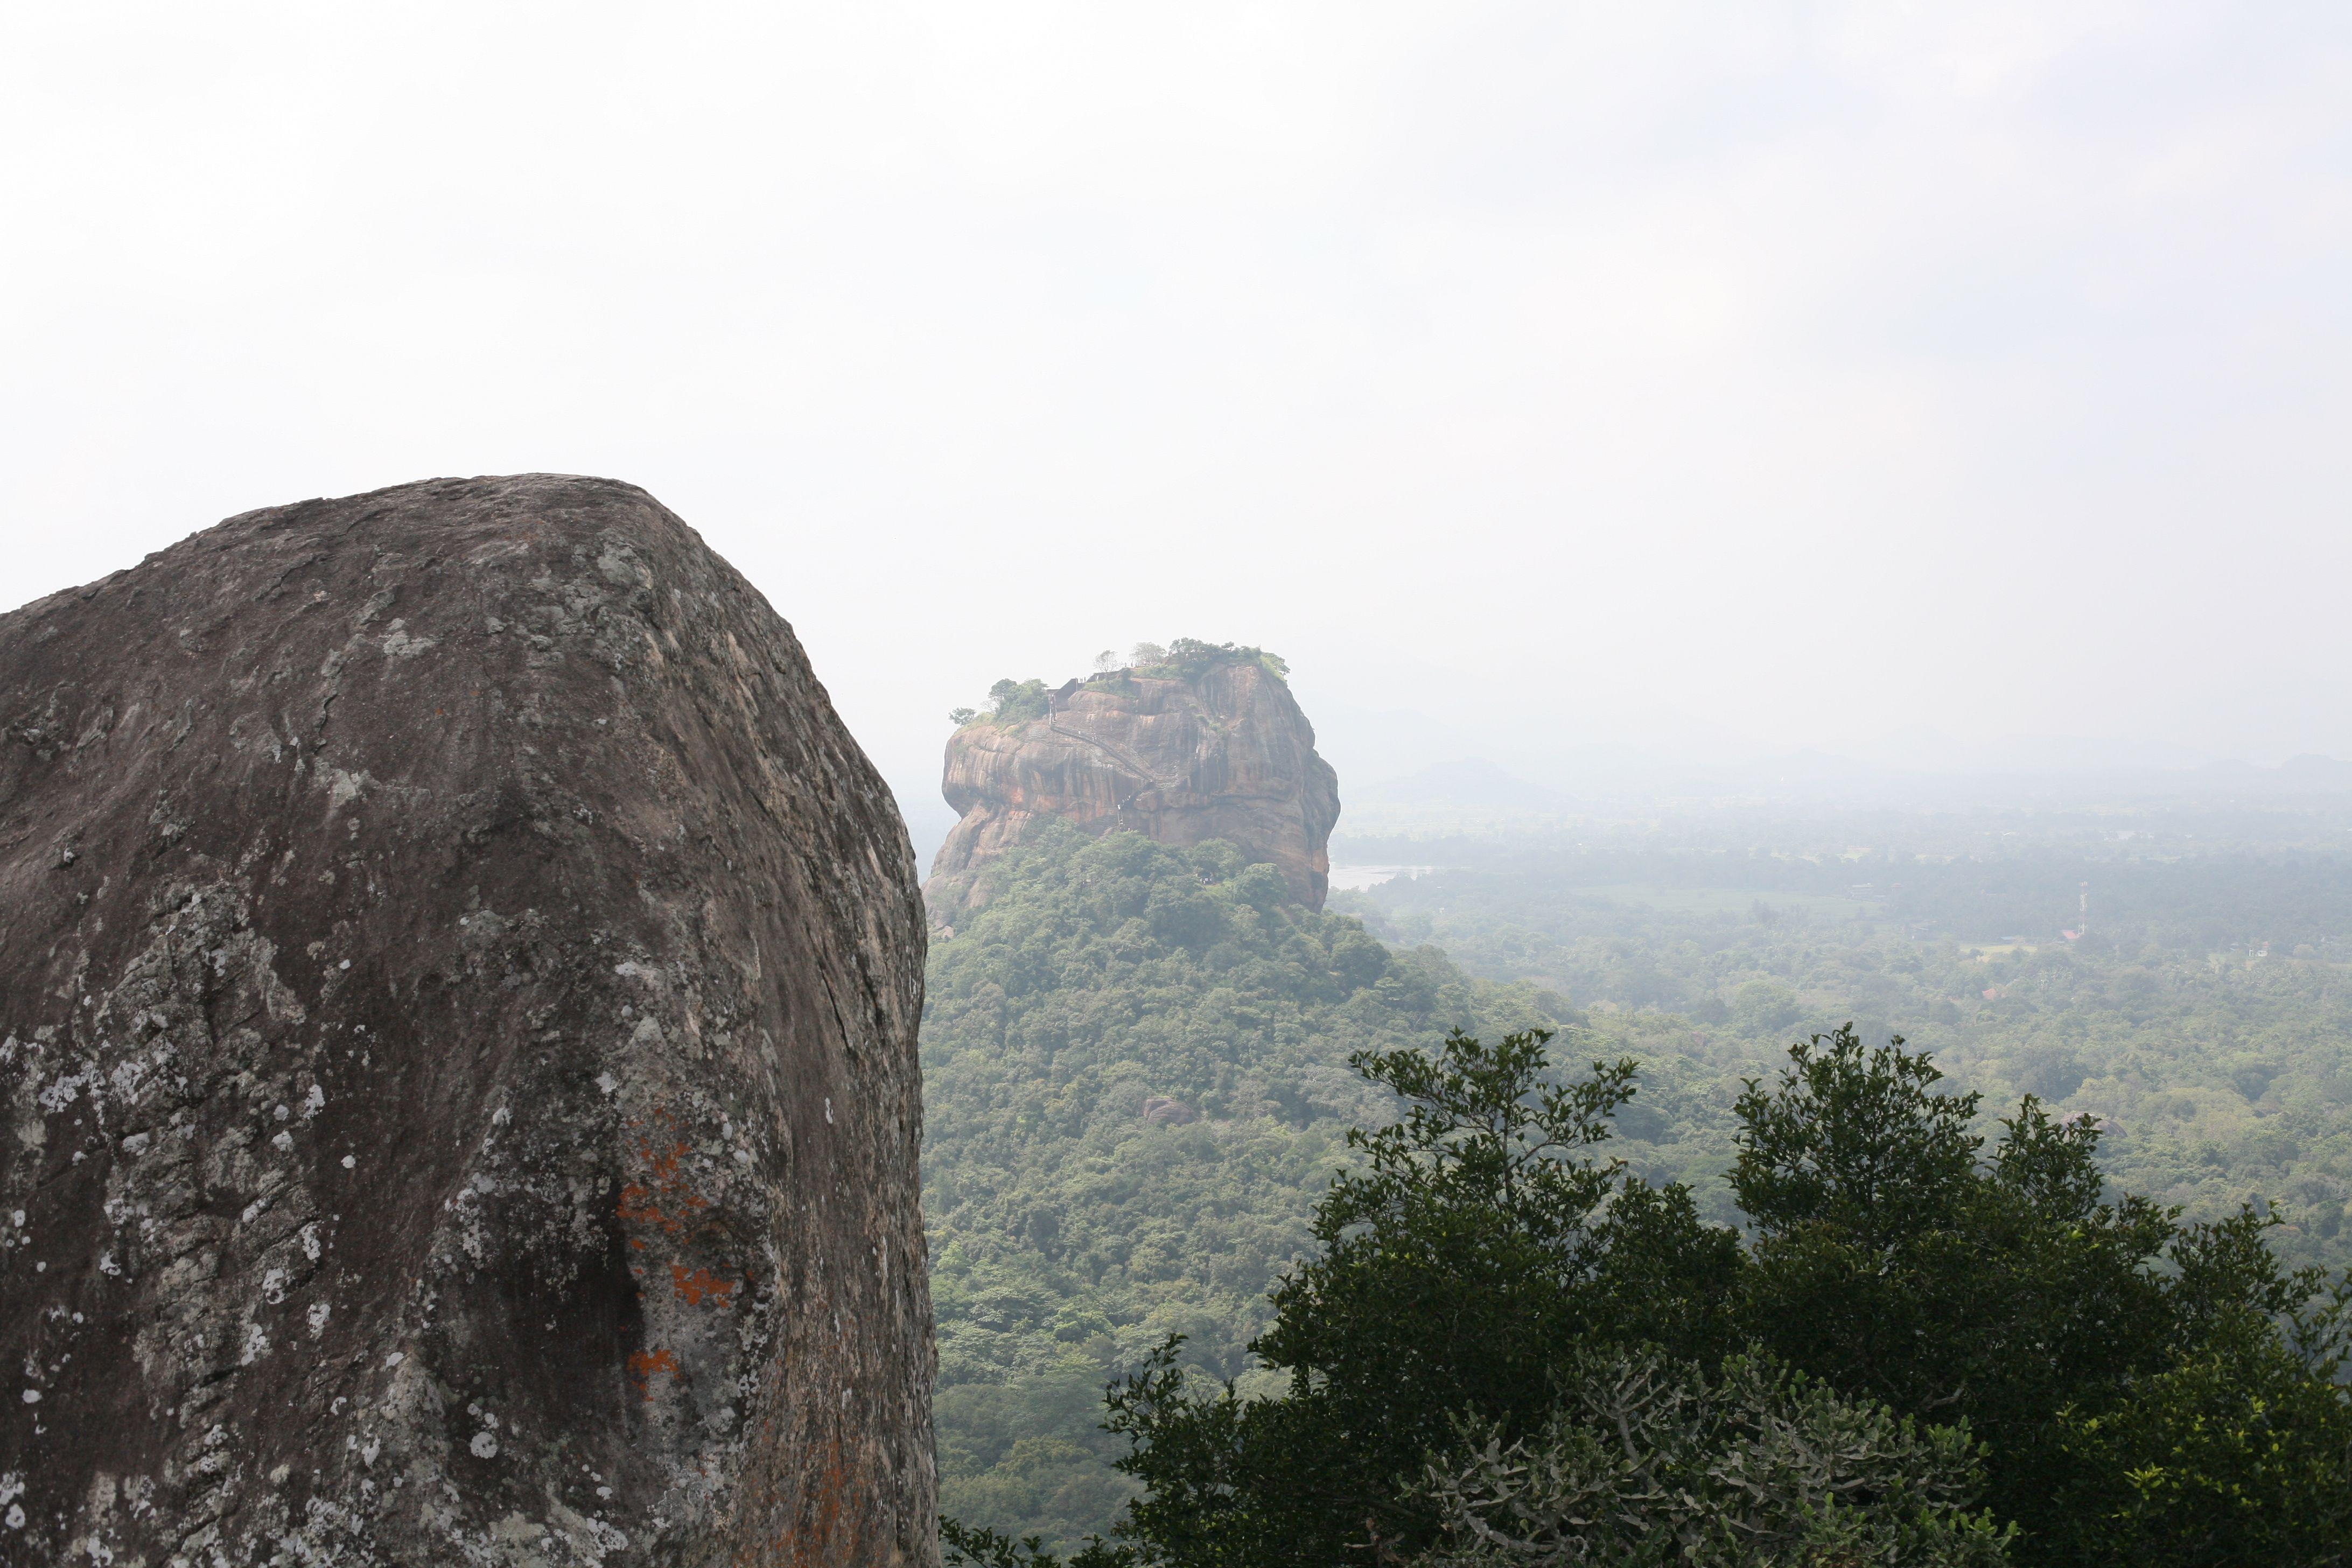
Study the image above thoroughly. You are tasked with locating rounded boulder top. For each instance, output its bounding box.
[0,475,936,1566]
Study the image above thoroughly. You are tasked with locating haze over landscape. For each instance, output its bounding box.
[8,3,2352,830]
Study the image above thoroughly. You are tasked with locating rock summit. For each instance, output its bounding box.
[927,646,1340,912]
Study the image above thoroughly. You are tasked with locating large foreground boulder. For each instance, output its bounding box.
[0,477,935,1565]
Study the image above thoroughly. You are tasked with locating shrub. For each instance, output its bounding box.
[1414,1348,2011,1567]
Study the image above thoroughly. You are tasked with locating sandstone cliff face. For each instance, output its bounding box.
[0,476,935,1566]
[928,659,1340,910]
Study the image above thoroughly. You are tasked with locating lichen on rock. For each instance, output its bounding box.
[0,474,936,1566]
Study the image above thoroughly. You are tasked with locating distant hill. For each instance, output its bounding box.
[2281,753,2352,788]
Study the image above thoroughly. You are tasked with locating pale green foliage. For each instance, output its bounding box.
[1126,638,1289,684]
[1415,1350,2011,1568]
[988,678,1053,724]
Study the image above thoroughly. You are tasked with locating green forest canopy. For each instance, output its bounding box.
[922,827,1559,1547]
[1337,853,2352,1267]
[948,1025,2351,1566]
[921,818,2352,1556]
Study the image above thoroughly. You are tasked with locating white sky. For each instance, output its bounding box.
[5,3,2350,838]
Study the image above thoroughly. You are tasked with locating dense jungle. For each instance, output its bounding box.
[921,796,2352,1563]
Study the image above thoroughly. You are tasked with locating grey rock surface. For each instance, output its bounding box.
[0,476,935,1565]
[928,660,1340,912]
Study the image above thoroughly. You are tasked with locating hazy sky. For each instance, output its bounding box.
[5,3,2350,838]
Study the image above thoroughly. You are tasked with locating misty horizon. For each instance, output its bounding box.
[7,3,2352,834]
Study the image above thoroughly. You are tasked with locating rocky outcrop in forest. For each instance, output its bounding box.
[0,476,936,1566]
[927,649,1341,911]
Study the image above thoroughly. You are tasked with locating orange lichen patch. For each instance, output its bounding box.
[614,1108,715,1237]
[670,1264,737,1308]
[615,1181,665,1225]
[626,1346,680,1402]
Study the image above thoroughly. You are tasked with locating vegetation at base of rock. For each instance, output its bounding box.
[922,827,1559,1550]
[946,1025,2350,1566]
[925,815,2352,1562]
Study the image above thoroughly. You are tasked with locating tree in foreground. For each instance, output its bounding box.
[1098,1030,1742,1564]
[946,1352,2005,1568]
[2045,1271,2352,1564]
[944,1024,2351,1567]
[1730,1026,2350,1556]
[1415,1348,2011,1567]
